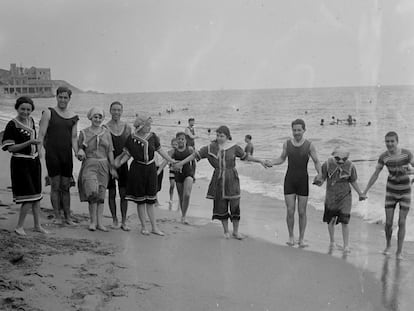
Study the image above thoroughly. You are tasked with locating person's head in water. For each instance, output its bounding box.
[320,119,324,125]
[291,119,306,141]
[385,131,399,153]
[216,125,232,144]
[175,132,187,148]
[244,134,252,144]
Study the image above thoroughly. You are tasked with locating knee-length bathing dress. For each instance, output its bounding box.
[1,118,42,203]
[77,128,113,203]
[124,132,161,205]
[195,142,247,221]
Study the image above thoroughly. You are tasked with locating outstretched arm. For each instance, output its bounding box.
[363,167,382,194]
[268,141,287,166]
[157,147,175,164]
[309,142,322,178]
[174,153,197,170]
[244,155,266,168]
[114,150,131,168]
[38,109,51,158]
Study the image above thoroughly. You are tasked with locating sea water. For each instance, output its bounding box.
[1,85,414,240]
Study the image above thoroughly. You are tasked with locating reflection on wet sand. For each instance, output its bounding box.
[381,257,401,311]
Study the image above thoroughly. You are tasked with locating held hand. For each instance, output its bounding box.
[30,138,42,145]
[312,175,323,186]
[259,160,268,169]
[264,160,273,168]
[77,149,86,161]
[359,193,367,201]
[110,167,119,179]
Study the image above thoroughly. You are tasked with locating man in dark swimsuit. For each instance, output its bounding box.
[39,87,79,225]
[267,119,322,248]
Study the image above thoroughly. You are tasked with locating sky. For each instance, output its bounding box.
[1,0,414,93]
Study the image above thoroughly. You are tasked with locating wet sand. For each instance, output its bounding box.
[0,147,411,310]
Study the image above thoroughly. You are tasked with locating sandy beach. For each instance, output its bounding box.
[1,144,410,311]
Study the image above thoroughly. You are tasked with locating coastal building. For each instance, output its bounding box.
[0,63,54,97]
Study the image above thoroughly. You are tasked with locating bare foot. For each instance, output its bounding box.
[14,227,26,236]
[383,247,391,256]
[88,224,96,231]
[141,228,150,235]
[34,226,50,234]
[151,229,165,236]
[168,201,173,210]
[232,233,246,240]
[97,225,108,232]
[120,224,131,231]
[52,218,63,225]
[110,221,120,229]
[396,253,404,260]
[298,241,309,248]
[343,246,351,253]
[65,219,76,226]
[181,217,190,225]
[224,232,231,239]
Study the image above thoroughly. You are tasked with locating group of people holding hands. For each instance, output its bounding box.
[1,87,413,260]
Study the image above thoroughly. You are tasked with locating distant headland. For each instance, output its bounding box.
[0,63,84,98]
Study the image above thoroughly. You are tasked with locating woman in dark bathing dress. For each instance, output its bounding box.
[1,97,49,236]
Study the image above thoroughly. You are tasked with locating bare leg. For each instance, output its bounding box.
[60,176,73,225]
[168,179,175,210]
[342,223,350,252]
[15,202,31,235]
[297,195,308,247]
[137,203,149,235]
[384,208,395,255]
[396,209,409,259]
[176,182,184,218]
[221,219,230,238]
[119,187,129,230]
[96,203,108,231]
[88,202,97,231]
[284,194,296,245]
[108,187,119,228]
[180,177,193,223]
[328,218,335,247]
[147,203,164,235]
[32,200,49,233]
[50,176,63,224]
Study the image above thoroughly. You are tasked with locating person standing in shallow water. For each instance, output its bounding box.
[1,97,49,235]
[265,119,322,248]
[363,131,414,260]
[38,86,79,225]
[104,101,131,230]
[114,114,176,236]
[174,125,267,239]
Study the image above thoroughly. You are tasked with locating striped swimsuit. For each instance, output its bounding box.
[377,149,413,210]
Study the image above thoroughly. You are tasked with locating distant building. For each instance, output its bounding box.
[1,63,54,97]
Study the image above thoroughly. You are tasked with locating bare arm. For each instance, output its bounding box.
[114,150,131,168]
[269,141,287,166]
[37,109,51,157]
[71,121,79,155]
[363,167,382,194]
[350,181,365,199]
[185,127,198,139]
[7,139,41,153]
[157,147,175,164]
[244,154,266,168]
[309,142,322,177]
[157,149,174,174]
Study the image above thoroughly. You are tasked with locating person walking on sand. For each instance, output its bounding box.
[265,119,322,248]
[104,101,131,230]
[114,114,176,236]
[1,97,49,235]
[363,131,414,260]
[174,125,267,239]
[167,138,179,210]
[38,86,79,225]
[159,132,196,224]
[315,147,366,253]
[77,107,118,232]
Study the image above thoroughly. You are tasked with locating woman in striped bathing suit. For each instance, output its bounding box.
[363,131,414,260]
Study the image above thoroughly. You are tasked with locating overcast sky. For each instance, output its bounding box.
[1,0,413,93]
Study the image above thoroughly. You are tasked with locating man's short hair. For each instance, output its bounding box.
[56,86,72,98]
[291,119,306,130]
[176,131,187,138]
[188,118,195,122]
[385,131,399,142]
[245,134,252,140]
[110,101,123,110]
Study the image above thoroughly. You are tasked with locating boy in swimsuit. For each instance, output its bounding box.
[363,131,414,260]
[265,119,322,248]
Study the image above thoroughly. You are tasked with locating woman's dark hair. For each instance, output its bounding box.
[15,96,34,110]
[216,125,232,140]
[110,101,123,110]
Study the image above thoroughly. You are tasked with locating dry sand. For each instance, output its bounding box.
[0,146,407,311]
